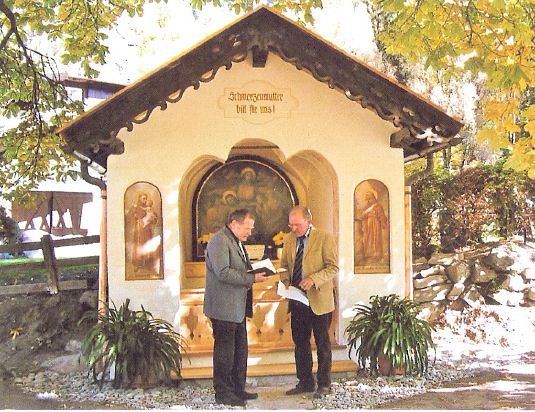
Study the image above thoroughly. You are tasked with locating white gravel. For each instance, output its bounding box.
[13,305,535,409]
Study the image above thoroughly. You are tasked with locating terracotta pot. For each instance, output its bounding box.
[377,352,406,376]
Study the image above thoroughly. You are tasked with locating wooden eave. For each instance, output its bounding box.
[57,6,464,169]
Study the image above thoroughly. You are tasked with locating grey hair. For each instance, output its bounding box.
[227,208,254,225]
[289,205,312,221]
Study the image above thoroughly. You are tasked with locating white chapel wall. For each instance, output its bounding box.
[106,52,405,335]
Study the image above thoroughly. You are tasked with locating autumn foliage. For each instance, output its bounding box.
[411,164,535,257]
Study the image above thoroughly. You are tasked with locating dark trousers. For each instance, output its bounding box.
[210,318,248,398]
[289,302,333,388]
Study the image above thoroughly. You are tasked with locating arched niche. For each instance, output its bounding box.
[354,179,390,274]
[179,141,339,288]
[124,181,163,280]
[285,150,339,238]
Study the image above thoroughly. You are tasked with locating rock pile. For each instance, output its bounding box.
[414,241,535,322]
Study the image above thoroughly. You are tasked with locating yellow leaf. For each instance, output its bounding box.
[504,117,521,133]
[476,127,498,144]
[525,120,535,137]
[484,101,508,122]
[10,327,22,340]
[524,105,535,120]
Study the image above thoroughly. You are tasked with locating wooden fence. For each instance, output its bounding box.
[0,235,99,296]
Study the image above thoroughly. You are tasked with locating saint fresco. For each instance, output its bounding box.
[124,182,163,280]
[354,179,390,273]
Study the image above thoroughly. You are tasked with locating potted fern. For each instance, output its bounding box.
[345,294,435,376]
[80,299,188,388]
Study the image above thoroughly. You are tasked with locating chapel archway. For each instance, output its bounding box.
[178,140,340,354]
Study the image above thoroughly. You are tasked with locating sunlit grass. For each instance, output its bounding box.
[0,258,97,286]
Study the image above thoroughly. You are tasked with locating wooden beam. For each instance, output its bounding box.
[181,360,357,379]
[252,46,269,67]
[390,127,411,148]
[404,186,413,299]
[41,235,59,294]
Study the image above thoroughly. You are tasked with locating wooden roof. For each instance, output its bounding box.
[57,6,464,169]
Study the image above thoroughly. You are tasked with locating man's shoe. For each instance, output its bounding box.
[313,386,331,399]
[285,384,315,395]
[215,394,246,407]
[236,391,258,400]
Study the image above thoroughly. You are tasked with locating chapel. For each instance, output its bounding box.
[57,6,463,377]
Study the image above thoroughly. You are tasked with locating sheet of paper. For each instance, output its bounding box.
[276,281,309,306]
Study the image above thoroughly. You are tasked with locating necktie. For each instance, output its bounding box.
[292,236,305,288]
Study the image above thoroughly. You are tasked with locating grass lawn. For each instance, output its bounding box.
[0,257,98,286]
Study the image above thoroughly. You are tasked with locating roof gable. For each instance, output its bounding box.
[57,6,463,168]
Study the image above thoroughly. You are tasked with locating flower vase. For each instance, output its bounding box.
[276,247,283,260]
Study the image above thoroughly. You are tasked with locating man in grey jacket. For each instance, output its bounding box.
[203,209,268,406]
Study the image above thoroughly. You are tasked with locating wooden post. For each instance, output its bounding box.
[404,186,413,300]
[98,189,108,315]
[41,234,59,294]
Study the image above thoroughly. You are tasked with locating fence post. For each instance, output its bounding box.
[41,234,59,294]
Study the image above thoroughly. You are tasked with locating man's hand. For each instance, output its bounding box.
[299,277,315,291]
[254,272,269,282]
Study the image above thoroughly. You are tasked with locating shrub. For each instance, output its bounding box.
[80,299,188,389]
[0,206,19,246]
[411,163,534,256]
[345,294,435,376]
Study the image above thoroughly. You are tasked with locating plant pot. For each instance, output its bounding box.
[377,353,406,376]
[125,369,159,389]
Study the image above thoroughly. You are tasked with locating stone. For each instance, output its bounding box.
[482,248,514,272]
[413,274,449,289]
[471,261,497,283]
[503,274,527,292]
[412,257,429,273]
[491,290,524,306]
[417,301,447,322]
[65,339,82,353]
[413,262,430,273]
[491,242,535,275]
[462,286,485,308]
[522,267,535,280]
[40,354,84,374]
[428,253,456,266]
[418,265,446,278]
[446,282,465,301]
[413,284,452,303]
[79,290,98,309]
[445,262,470,284]
[528,287,535,301]
[449,298,468,311]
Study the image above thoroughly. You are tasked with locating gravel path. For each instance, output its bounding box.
[11,361,475,410]
[10,305,535,409]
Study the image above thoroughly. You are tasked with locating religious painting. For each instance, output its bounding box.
[194,158,296,260]
[354,179,390,274]
[124,182,164,280]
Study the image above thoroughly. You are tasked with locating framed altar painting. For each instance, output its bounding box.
[354,179,390,274]
[124,182,164,280]
[193,158,297,260]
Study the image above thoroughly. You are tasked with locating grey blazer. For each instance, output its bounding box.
[203,226,255,323]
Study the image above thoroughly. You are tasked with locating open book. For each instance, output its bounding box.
[248,258,288,276]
